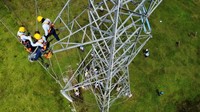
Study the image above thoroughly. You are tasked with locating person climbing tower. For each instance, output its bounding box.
[37,16,60,41]
[28,33,52,62]
[28,33,46,62]
[17,26,34,52]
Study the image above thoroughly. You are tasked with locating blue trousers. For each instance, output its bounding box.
[48,27,60,41]
[32,47,42,61]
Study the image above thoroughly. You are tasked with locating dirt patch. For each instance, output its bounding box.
[177,95,200,112]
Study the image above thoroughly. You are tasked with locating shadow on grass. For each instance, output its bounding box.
[177,95,200,112]
[156,89,164,96]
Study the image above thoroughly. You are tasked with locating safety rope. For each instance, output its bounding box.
[37,59,64,88]
[35,0,38,31]
[71,102,77,112]
[67,3,70,23]
[54,51,64,78]
[49,59,60,80]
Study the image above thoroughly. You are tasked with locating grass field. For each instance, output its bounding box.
[0,0,200,112]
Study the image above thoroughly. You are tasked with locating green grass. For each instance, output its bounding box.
[112,0,200,111]
[0,0,200,112]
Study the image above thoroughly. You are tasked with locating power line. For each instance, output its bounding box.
[3,0,24,26]
[0,19,18,40]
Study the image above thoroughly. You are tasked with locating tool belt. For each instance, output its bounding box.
[48,24,54,33]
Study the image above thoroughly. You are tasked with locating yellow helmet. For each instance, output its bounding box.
[34,33,41,40]
[37,16,43,22]
[19,27,26,32]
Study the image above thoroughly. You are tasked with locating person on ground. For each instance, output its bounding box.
[37,16,60,41]
[144,49,150,57]
[159,91,164,96]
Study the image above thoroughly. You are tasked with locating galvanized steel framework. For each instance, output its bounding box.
[50,0,162,111]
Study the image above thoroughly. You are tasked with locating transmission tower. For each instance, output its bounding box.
[46,0,163,112]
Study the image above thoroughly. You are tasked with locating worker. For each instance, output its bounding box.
[17,26,34,52]
[144,49,150,57]
[28,33,47,62]
[74,88,80,96]
[37,16,60,41]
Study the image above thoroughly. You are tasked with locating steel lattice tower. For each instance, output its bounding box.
[48,0,162,112]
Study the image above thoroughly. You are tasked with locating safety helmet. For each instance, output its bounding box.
[19,27,26,32]
[37,16,43,22]
[34,33,41,40]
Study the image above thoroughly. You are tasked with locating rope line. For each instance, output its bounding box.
[37,60,64,88]
[3,0,28,30]
[35,0,38,31]
[54,51,64,78]
[0,19,18,40]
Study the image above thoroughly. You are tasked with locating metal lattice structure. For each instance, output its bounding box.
[47,0,163,111]
[0,0,162,112]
